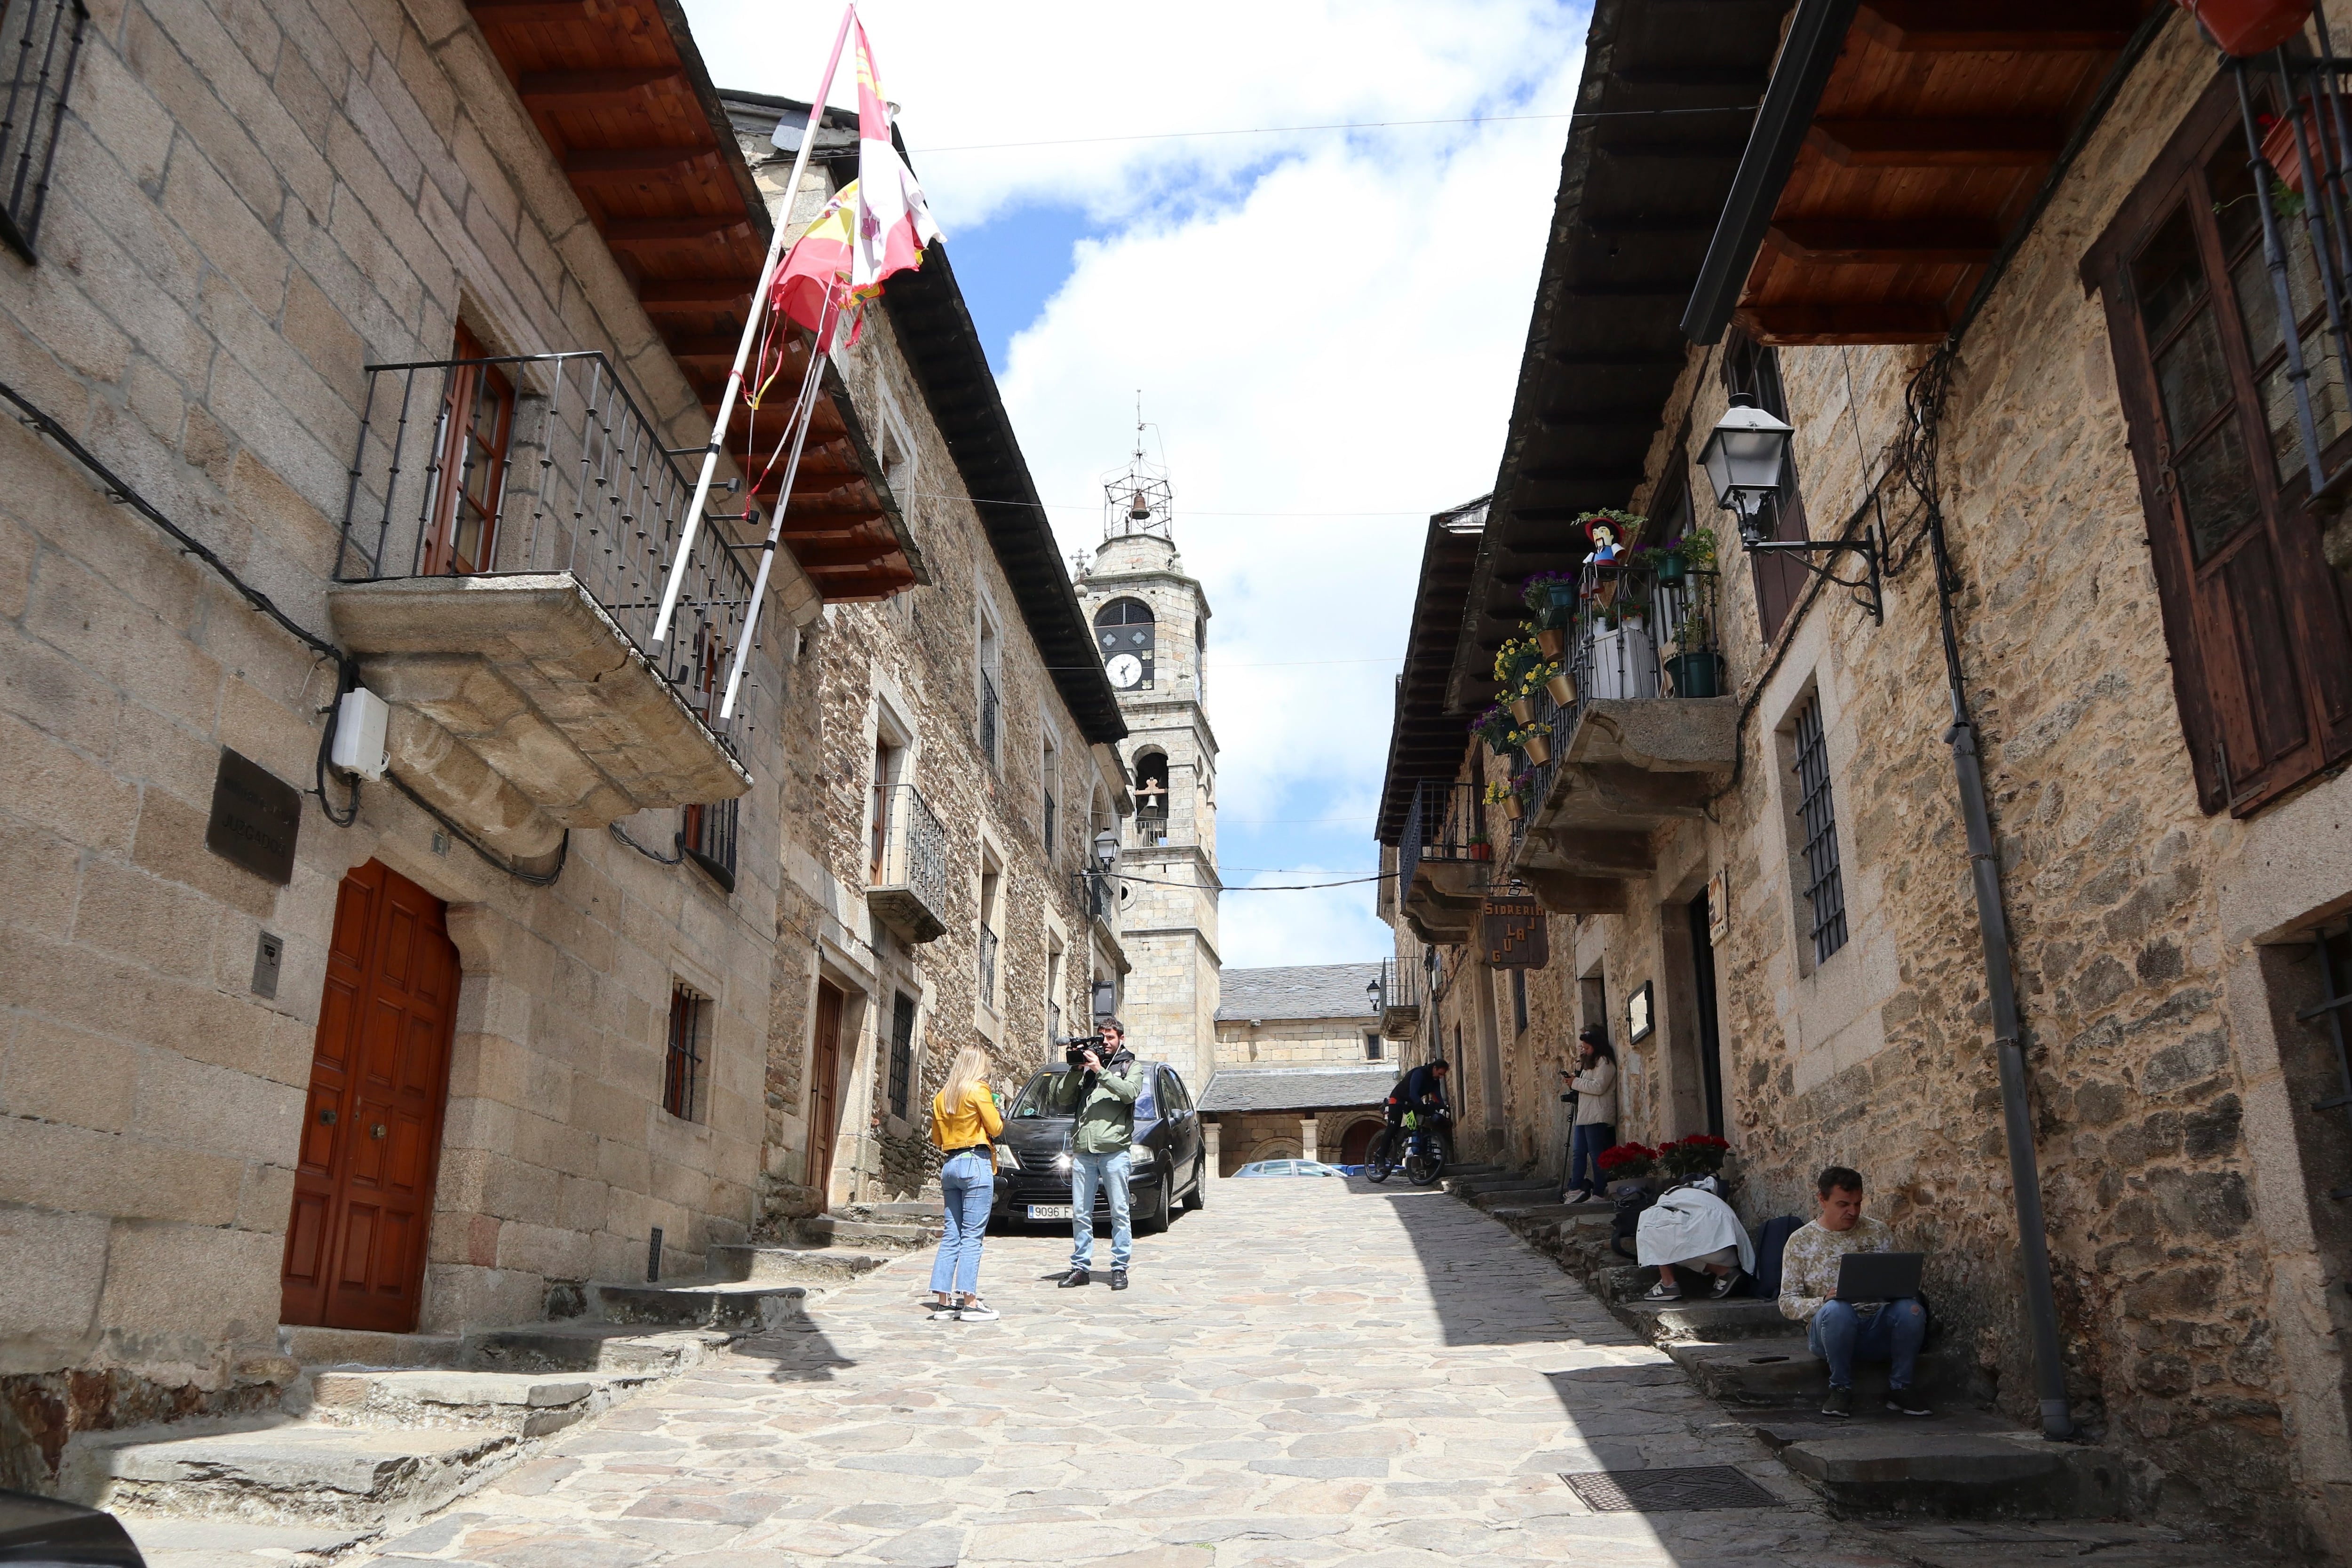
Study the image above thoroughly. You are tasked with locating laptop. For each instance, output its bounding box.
[1833,1251,1924,1304]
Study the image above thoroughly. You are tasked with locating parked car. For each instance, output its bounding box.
[0,1490,146,1566]
[1233,1159,1347,1179]
[992,1060,1206,1233]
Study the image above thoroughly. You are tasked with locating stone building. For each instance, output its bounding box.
[719,93,1131,1212]
[1200,962,1395,1171]
[1381,1,2352,1554]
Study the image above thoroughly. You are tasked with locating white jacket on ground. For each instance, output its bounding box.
[1635,1184,1756,1272]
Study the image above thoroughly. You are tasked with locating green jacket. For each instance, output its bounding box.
[1069,1060,1144,1154]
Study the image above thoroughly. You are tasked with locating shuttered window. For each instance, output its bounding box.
[2086,75,2352,816]
[1722,329,1808,641]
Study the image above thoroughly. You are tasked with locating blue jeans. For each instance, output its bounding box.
[1809,1297,1927,1389]
[1069,1150,1132,1270]
[928,1152,994,1296]
[1568,1122,1614,1194]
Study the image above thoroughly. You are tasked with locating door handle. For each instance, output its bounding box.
[318,1109,337,1125]
[370,1124,388,1140]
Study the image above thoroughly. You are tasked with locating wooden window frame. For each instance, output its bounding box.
[424,323,514,577]
[2083,69,2352,817]
[663,985,706,1122]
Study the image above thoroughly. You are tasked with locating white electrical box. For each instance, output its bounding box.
[331,688,390,780]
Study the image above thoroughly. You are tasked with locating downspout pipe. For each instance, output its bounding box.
[1923,488,2075,1441]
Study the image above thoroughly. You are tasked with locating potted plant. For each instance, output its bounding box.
[1547,665,1576,706]
[1470,705,1513,757]
[1467,831,1492,862]
[1521,573,1578,657]
[1680,524,1719,573]
[1509,720,1552,766]
[1656,1133,1731,1184]
[2177,0,2314,58]
[1484,777,1524,822]
[1595,1140,1658,1196]
[1663,610,1723,698]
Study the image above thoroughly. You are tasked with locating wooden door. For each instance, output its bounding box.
[281,861,460,1332]
[807,982,845,1199]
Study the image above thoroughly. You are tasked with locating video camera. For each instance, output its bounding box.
[1057,1032,1133,1070]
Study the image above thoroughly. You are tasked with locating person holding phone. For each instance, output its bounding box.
[1561,1027,1618,1203]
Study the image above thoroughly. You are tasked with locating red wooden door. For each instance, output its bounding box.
[807,982,844,1199]
[282,861,460,1332]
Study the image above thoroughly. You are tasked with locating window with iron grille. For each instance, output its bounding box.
[1365,1032,1383,1061]
[0,0,86,262]
[1790,695,1847,964]
[1511,967,1528,1034]
[680,796,737,892]
[663,985,706,1121]
[886,993,917,1121]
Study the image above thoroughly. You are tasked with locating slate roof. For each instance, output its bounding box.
[1196,1065,1399,1115]
[1214,963,1383,1023]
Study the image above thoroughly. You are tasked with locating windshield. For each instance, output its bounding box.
[1010,1066,1160,1119]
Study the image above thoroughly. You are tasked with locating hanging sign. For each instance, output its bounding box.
[1482,892,1549,970]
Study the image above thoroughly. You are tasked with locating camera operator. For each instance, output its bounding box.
[1059,1018,1144,1291]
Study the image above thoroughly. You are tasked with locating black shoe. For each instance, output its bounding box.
[1886,1388,1933,1417]
[1821,1386,1853,1419]
[1058,1267,1090,1288]
[1709,1268,1743,1299]
[1111,1268,1128,1291]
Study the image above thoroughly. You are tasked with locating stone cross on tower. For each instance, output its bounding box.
[1075,414,1221,1088]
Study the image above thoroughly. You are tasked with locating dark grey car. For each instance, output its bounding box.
[989,1060,1207,1233]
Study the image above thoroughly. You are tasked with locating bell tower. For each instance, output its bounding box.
[1075,410,1221,1088]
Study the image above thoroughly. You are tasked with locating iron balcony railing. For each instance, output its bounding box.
[1072,869,1116,923]
[0,0,85,261]
[1396,779,1486,911]
[872,781,948,908]
[335,351,763,741]
[1373,955,1421,1017]
[679,797,738,893]
[1516,557,1722,829]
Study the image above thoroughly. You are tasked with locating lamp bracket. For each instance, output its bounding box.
[1745,527,1884,624]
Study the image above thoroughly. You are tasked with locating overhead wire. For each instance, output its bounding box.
[907,103,1761,156]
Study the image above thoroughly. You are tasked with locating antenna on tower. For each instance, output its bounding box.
[1102,392,1173,541]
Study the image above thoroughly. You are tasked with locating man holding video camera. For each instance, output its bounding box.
[1060,1018,1144,1291]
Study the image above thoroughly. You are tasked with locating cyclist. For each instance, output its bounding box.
[1384,1059,1449,1136]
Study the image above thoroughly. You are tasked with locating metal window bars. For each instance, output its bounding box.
[1374,955,1420,1015]
[977,924,999,1005]
[679,796,738,893]
[887,993,917,1122]
[662,986,703,1121]
[0,0,84,261]
[979,669,1001,765]
[335,351,763,744]
[871,780,948,903]
[1397,780,1488,912]
[1072,868,1115,922]
[1791,694,1849,963]
[2298,925,2352,1200]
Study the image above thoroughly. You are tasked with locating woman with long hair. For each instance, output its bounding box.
[927,1044,1003,1322]
[1562,1027,1619,1204]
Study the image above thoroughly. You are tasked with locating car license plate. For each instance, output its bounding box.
[1027,1204,1074,1220]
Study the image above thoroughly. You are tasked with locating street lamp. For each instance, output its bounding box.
[1367,975,1384,1014]
[1697,394,1883,623]
[1093,829,1119,871]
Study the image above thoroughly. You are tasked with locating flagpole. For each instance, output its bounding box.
[653,2,856,646]
[718,298,838,720]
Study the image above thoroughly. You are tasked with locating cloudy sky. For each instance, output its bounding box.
[681,0,1593,968]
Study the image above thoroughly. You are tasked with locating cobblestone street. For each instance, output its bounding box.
[243,1180,2275,1568]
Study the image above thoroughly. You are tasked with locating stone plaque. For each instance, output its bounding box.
[1482,893,1549,969]
[205,748,300,886]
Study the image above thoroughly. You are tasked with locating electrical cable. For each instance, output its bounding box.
[610,819,686,865]
[386,772,572,887]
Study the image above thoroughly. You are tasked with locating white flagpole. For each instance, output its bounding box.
[718,298,838,720]
[653,2,856,646]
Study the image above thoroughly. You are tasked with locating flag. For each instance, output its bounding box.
[771,178,863,352]
[849,20,943,299]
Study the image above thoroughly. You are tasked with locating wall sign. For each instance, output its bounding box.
[1627,980,1654,1043]
[1706,870,1729,945]
[1482,893,1549,969]
[205,748,300,886]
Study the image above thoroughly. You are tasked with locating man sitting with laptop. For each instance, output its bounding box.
[1777,1165,1931,1419]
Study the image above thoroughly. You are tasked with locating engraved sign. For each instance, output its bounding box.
[1706,870,1729,945]
[205,748,300,886]
[1481,892,1549,970]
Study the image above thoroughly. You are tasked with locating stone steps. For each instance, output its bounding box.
[295,1369,645,1439]
[792,1212,940,1251]
[591,1280,814,1333]
[67,1418,518,1529]
[707,1242,895,1286]
[465,1321,731,1374]
[1452,1164,2139,1523]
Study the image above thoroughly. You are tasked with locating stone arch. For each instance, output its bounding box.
[1335,1115,1386,1165]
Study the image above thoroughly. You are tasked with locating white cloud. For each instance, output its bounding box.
[682,0,1591,966]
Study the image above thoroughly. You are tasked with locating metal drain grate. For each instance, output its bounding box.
[1560,1465,1783,1513]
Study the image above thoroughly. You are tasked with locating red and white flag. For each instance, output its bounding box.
[848,19,942,299]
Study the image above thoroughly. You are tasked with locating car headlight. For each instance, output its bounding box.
[1128,1143,1156,1164]
[993,1144,1020,1171]
[1053,1152,1072,1172]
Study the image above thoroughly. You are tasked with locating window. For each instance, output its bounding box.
[0,0,87,261]
[663,985,707,1120]
[1045,940,1065,1044]
[1721,328,1807,641]
[679,796,737,892]
[1094,598,1156,689]
[1041,731,1060,863]
[1789,694,1848,964]
[427,323,514,576]
[977,859,1002,1012]
[1133,751,1170,843]
[886,992,918,1121]
[976,601,1003,768]
[1365,1031,1383,1061]
[2087,79,2352,816]
[869,738,900,885]
[1511,968,1528,1034]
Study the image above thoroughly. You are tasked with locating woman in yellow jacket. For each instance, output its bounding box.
[928,1045,1004,1322]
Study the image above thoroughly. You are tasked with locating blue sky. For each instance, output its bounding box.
[684,0,1594,967]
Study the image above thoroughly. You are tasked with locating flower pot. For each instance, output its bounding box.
[1545,582,1578,616]
[2262,96,2340,192]
[1547,671,1576,706]
[1535,626,1565,659]
[1522,733,1552,765]
[1469,842,1492,862]
[2177,0,2313,57]
[1664,649,1724,699]
[1502,795,1525,821]
[1655,550,1688,584]
[1509,697,1535,724]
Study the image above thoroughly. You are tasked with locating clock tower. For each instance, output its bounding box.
[1076,424,1221,1089]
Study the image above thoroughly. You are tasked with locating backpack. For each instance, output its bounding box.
[1743,1214,1805,1299]
[1609,1185,1655,1258]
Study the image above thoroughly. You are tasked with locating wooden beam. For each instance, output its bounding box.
[1853,1,2137,52]
[1533,412,1661,433]
[642,276,753,309]
[518,68,683,108]
[564,147,720,184]
[1517,463,1648,485]
[1740,300,1952,345]
[604,215,753,244]
[1808,118,2066,168]
[788,541,902,571]
[1549,349,1688,369]
[467,0,593,25]
[1766,218,2001,264]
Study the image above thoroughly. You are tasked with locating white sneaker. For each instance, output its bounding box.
[927,1302,960,1320]
[955,1300,1000,1322]
[1564,1189,1591,1205]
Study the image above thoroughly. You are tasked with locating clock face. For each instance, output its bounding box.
[1106,653,1144,689]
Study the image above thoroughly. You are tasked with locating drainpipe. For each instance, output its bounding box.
[1923,484,2075,1441]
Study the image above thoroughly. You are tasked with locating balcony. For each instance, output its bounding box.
[1397,780,1490,946]
[870,783,949,944]
[1375,955,1422,1040]
[326,351,757,859]
[1509,558,1739,914]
